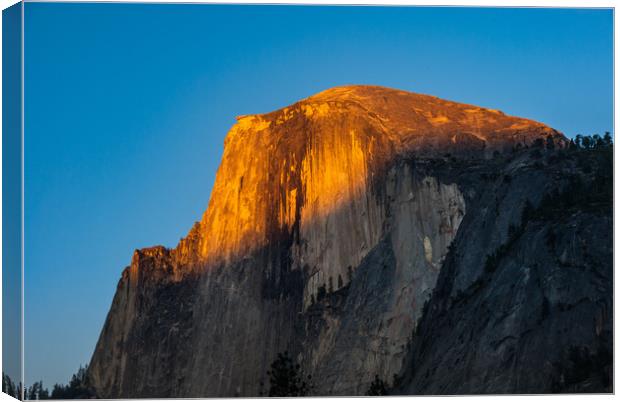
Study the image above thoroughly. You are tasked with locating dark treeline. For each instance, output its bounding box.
[509,132,612,154]
[260,351,405,397]
[568,132,613,150]
[538,132,613,214]
[2,366,94,400]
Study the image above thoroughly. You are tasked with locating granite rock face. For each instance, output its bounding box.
[87,85,610,397]
[396,150,613,394]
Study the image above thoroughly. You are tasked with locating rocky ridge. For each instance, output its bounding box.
[85,85,608,397]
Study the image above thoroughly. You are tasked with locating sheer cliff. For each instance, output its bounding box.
[396,148,613,394]
[87,85,610,397]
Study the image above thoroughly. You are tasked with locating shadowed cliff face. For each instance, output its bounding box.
[87,85,583,397]
[396,149,612,395]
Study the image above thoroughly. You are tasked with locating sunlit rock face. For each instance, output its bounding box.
[88,85,566,397]
[196,85,560,269]
[193,85,561,302]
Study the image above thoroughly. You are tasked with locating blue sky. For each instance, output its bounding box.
[23,4,612,387]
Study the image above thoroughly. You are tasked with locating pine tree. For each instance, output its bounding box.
[3,373,17,399]
[49,365,94,399]
[575,134,583,148]
[263,352,311,396]
[317,284,326,301]
[366,375,388,396]
[603,131,613,147]
[593,134,604,149]
[582,135,592,149]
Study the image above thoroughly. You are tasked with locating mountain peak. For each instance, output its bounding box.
[304,84,423,101]
[196,86,565,268]
[231,85,563,154]
[305,85,560,141]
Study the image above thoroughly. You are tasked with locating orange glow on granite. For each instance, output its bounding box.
[162,85,564,269]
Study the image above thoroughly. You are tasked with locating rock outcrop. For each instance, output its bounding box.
[396,149,613,394]
[88,85,610,397]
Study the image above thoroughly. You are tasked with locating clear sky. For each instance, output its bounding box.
[23,3,612,387]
